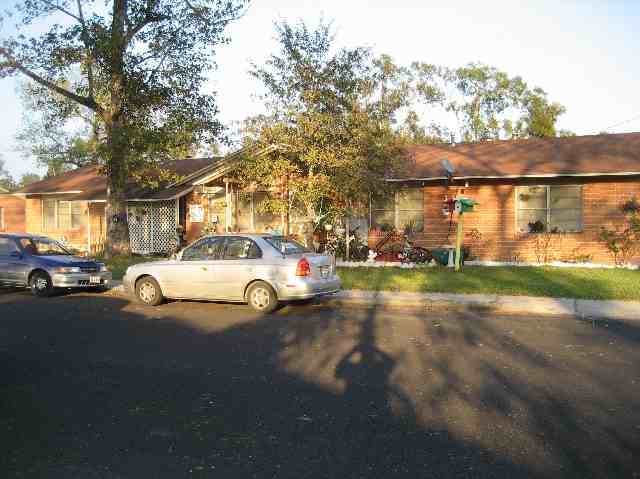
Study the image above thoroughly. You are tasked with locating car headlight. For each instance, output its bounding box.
[54,266,81,274]
[98,263,109,272]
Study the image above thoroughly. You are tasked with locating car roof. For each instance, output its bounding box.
[0,233,47,240]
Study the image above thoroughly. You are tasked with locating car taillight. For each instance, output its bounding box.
[296,257,311,277]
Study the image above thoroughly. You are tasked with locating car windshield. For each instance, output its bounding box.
[20,237,72,256]
[263,236,311,255]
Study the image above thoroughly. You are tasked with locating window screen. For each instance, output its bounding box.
[43,200,56,231]
[517,185,582,233]
[371,188,424,233]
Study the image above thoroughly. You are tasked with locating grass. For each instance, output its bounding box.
[101,255,640,301]
[337,266,640,301]
[103,255,166,280]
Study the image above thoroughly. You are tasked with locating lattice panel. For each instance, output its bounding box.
[127,201,177,254]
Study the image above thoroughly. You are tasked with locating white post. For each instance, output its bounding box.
[345,216,350,261]
[87,203,91,254]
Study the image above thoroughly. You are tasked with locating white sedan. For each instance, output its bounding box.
[123,234,341,313]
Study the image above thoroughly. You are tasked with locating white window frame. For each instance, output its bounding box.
[515,185,583,233]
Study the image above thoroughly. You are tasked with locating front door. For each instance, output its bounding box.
[166,236,225,299]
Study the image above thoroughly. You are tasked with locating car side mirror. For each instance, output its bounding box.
[10,251,22,259]
[172,250,183,261]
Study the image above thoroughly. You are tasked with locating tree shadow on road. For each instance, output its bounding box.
[0,293,638,478]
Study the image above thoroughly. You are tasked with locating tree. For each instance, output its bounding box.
[0,157,16,191]
[1,0,247,255]
[18,172,42,187]
[239,21,407,239]
[410,62,567,142]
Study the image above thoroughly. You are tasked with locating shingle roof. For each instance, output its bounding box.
[17,158,216,200]
[397,132,640,181]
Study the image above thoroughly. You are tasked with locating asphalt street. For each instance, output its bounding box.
[1,289,639,478]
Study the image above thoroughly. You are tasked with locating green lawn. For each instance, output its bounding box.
[103,255,639,301]
[103,255,166,280]
[337,266,640,301]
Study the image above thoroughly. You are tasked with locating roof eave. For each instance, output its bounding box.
[386,171,640,182]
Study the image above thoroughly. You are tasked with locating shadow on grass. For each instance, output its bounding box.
[0,292,639,477]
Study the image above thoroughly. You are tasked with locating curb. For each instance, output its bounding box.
[105,281,639,321]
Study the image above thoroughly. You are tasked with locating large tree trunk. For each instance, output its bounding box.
[104,120,130,257]
[104,0,131,257]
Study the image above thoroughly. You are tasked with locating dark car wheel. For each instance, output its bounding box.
[30,271,54,298]
[135,276,164,306]
[247,281,278,313]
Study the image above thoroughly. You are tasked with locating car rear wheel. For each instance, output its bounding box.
[30,271,54,298]
[135,276,164,306]
[247,281,278,313]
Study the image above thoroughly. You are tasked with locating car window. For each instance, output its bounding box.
[263,236,311,255]
[182,237,224,261]
[0,237,19,256]
[223,237,261,260]
[19,237,71,256]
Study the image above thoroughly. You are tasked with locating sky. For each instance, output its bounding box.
[1,0,639,178]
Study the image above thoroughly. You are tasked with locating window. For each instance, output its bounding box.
[223,237,261,260]
[0,237,19,256]
[264,236,310,255]
[372,188,424,233]
[516,185,582,233]
[19,237,71,256]
[42,200,85,231]
[182,237,224,261]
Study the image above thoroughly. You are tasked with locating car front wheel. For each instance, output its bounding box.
[247,281,278,313]
[135,277,164,306]
[30,271,54,298]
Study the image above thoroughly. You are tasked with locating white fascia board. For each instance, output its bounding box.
[385,171,640,182]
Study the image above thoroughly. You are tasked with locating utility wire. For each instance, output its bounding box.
[600,113,640,132]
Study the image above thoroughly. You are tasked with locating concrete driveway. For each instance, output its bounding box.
[1,289,639,478]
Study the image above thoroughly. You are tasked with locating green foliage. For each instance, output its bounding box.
[599,198,640,266]
[409,62,568,142]
[1,0,247,253]
[239,20,408,228]
[0,157,16,191]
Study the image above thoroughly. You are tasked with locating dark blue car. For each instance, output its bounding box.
[0,233,112,297]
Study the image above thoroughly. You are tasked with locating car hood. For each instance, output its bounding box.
[38,255,99,267]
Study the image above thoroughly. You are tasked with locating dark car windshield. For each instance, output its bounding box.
[263,236,311,255]
[20,237,72,256]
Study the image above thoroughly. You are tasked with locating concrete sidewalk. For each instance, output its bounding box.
[107,281,639,321]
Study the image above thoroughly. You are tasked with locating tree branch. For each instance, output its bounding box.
[41,0,82,23]
[1,49,101,113]
[75,0,96,100]
[125,0,161,45]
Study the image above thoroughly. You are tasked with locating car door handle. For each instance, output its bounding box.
[201,267,208,271]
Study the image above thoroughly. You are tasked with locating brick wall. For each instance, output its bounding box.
[408,179,640,265]
[0,195,26,232]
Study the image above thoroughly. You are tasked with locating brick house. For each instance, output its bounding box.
[371,132,640,265]
[6,145,284,254]
[0,190,26,233]
[2,133,639,264]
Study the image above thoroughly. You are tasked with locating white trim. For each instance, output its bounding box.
[26,190,84,195]
[386,171,640,182]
